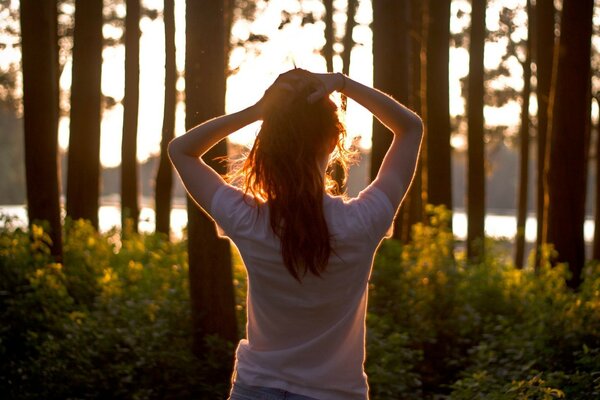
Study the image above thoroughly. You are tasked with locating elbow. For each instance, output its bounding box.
[167,137,180,165]
[411,115,424,137]
[390,109,423,139]
[399,115,423,140]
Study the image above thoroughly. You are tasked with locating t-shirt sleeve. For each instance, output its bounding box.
[210,184,255,239]
[349,184,396,243]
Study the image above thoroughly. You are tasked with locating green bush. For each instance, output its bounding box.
[366,205,600,399]
[1,209,599,399]
[0,218,230,399]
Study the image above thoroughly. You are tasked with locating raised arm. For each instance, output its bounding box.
[339,75,423,209]
[308,72,423,208]
[168,104,261,211]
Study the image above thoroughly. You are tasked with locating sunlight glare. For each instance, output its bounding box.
[60,0,539,167]
[224,0,374,150]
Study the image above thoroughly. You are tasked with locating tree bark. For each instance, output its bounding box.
[185,0,238,360]
[467,0,486,262]
[323,0,334,73]
[331,0,358,193]
[411,0,426,227]
[396,0,425,242]
[592,95,600,260]
[372,0,411,239]
[371,0,410,178]
[67,0,103,230]
[341,0,357,76]
[515,0,532,269]
[20,0,63,259]
[544,0,593,288]
[121,0,141,232]
[155,0,176,236]
[425,0,452,213]
[534,0,555,269]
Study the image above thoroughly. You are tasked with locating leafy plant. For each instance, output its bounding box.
[1,210,599,399]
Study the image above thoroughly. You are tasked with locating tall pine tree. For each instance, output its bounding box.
[467,0,486,262]
[121,0,141,232]
[544,0,593,287]
[185,0,238,365]
[67,0,103,229]
[155,0,176,236]
[20,0,63,259]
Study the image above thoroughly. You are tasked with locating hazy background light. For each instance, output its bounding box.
[43,0,587,167]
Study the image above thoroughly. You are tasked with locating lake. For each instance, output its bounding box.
[1,203,595,245]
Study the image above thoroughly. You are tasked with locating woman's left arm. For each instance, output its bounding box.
[168,104,261,212]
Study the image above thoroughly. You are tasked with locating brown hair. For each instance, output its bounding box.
[239,72,349,281]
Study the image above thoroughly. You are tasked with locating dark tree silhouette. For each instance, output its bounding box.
[593,95,600,260]
[515,0,532,269]
[323,0,334,72]
[371,0,410,178]
[155,0,176,236]
[341,0,357,76]
[425,0,452,213]
[370,0,426,242]
[544,0,593,288]
[395,0,424,242]
[396,0,427,242]
[372,0,411,238]
[534,0,555,268]
[185,0,238,361]
[20,0,63,259]
[332,0,358,193]
[467,0,486,262]
[121,0,140,232]
[66,0,103,229]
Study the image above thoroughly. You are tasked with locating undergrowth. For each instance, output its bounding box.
[1,209,599,399]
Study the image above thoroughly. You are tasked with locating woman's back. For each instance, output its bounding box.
[212,183,395,399]
[168,69,423,400]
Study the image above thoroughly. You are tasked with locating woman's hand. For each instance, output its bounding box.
[306,72,345,103]
[255,76,295,117]
[257,69,345,113]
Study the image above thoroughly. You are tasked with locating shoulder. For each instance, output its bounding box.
[344,185,396,242]
[210,184,262,237]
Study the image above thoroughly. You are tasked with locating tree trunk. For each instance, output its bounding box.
[372,0,411,238]
[592,95,600,260]
[121,0,140,232]
[544,0,593,288]
[20,0,63,260]
[396,0,425,242]
[408,0,425,233]
[67,0,103,230]
[467,0,486,262]
[534,0,555,269]
[323,0,334,72]
[371,0,410,178]
[155,0,176,236]
[425,0,452,213]
[185,0,238,362]
[341,0,357,76]
[515,0,532,269]
[331,0,358,193]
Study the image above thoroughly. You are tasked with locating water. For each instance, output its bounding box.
[0,204,595,244]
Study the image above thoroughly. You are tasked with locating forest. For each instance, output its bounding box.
[1,0,600,398]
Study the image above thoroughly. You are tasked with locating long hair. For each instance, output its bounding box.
[239,73,350,281]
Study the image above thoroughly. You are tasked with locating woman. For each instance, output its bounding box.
[169,69,423,400]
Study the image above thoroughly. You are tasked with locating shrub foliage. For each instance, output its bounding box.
[1,209,599,399]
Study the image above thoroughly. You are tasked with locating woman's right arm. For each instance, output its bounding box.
[319,73,424,209]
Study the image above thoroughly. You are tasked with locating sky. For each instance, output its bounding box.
[62,0,380,167]
[2,0,599,167]
[58,0,493,167]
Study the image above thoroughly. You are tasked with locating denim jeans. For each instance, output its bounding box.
[228,381,320,400]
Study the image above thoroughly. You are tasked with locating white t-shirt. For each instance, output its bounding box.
[210,182,396,400]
